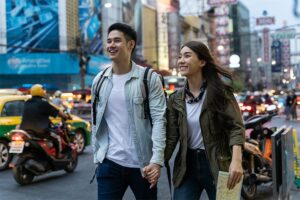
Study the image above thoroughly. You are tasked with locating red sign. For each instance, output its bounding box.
[256,17,275,26]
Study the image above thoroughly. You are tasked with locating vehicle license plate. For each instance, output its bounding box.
[243,112,249,117]
[9,141,25,153]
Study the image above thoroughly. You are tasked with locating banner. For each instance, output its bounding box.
[86,55,111,75]
[6,0,59,53]
[122,0,142,60]
[0,53,79,74]
[79,0,103,54]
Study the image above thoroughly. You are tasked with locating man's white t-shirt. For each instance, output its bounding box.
[104,72,140,168]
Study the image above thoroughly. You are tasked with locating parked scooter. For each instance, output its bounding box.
[242,113,276,200]
[8,119,78,185]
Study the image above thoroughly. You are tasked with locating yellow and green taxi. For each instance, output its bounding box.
[0,95,91,170]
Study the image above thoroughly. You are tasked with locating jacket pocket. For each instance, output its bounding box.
[217,155,231,171]
[133,97,144,118]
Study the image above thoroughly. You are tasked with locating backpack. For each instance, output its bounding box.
[92,66,166,126]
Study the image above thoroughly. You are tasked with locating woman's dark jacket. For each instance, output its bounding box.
[164,83,245,188]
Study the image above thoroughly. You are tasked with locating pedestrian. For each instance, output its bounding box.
[165,41,245,200]
[91,22,166,200]
[291,90,298,120]
[285,91,293,120]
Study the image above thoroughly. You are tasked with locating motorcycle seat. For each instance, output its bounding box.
[246,138,259,146]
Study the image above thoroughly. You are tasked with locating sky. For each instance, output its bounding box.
[240,0,300,31]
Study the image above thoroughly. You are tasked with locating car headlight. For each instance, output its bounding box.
[86,121,91,132]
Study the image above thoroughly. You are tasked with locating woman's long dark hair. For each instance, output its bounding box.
[182,41,233,110]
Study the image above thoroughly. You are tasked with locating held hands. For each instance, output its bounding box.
[142,163,161,189]
[227,158,243,190]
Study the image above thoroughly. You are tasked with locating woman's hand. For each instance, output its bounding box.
[227,145,243,190]
[227,158,243,189]
[143,163,161,189]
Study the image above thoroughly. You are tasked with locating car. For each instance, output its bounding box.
[0,88,23,96]
[0,95,91,171]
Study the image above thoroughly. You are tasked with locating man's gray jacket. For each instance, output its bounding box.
[91,62,166,167]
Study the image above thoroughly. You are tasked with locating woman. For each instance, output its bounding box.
[165,41,245,200]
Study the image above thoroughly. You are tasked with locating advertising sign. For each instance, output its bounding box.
[256,17,275,26]
[208,0,237,6]
[6,0,59,53]
[79,0,103,54]
[271,29,296,39]
[122,0,142,60]
[0,0,7,53]
[263,28,270,63]
[86,55,111,75]
[271,40,282,73]
[0,53,79,74]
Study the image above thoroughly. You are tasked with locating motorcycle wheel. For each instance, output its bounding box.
[241,160,257,200]
[12,164,34,185]
[64,153,78,173]
[73,129,86,154]
[0,140,13,171]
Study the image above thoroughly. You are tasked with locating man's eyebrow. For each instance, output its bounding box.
[107,37,122,40]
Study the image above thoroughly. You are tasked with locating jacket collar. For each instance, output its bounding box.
[172,81,210,115]
[102,61,139,79]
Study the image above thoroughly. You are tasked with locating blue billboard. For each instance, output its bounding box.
[86,55,111,75]
[0,53,79,74]
[6,0,59,53]
[79,0,103,54]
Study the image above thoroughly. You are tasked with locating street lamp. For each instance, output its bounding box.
[229,54,240,68]
[104,2,112,8]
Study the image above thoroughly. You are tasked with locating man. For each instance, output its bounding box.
[91,23,166,199]
[20,84,70,158]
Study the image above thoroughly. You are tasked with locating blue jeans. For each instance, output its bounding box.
[96,158,157,200]
[174,149,216,200]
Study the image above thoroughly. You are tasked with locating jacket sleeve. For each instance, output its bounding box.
[91,72,102,163]
[164,95,180,161]
[224,90,245,148]
[148,73,167,166]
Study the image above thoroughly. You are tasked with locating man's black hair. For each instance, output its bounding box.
[107,22,137,52]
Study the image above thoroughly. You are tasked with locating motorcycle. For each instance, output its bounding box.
[8,119,78,185]
[241,113,276,200]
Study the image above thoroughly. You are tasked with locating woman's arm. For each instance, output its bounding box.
[227,145,243,189]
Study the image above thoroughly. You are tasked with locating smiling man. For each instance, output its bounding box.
[91,23,166,200]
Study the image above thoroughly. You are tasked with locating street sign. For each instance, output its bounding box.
[208,0,237,6]
[271,30,296,39]
[256,17,275,26]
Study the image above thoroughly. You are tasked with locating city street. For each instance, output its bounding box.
[0,115,299,200]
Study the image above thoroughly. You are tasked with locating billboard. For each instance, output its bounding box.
[122,0,142,60]
[0,53,79,74]
[79,0,103,54]
[6,0,59,53]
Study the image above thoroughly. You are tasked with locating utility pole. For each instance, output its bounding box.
[77,37,90,89]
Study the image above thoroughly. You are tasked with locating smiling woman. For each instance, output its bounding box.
[165,40,245,200]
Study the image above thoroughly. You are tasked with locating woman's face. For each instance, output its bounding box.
[177,46,206,77]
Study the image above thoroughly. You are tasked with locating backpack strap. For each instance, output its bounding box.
[92,67,110,125]
[143,67,154,125]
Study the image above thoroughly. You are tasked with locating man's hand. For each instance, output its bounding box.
[142,163,161,189]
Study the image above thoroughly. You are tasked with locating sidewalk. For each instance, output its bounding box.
[290,184,300,199]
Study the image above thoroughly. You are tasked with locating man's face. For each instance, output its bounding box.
[106,30,134,61]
